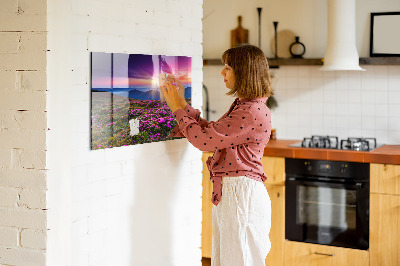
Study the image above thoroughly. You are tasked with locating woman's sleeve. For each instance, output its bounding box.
[172,106,256,151]
[168,104,211,138]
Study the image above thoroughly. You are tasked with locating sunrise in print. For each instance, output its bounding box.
[90,52,192,150]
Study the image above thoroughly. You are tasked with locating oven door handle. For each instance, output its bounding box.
[286,177,364,189]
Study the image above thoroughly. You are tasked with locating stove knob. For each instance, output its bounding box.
[340,164,347,174]
[305,162,312,171]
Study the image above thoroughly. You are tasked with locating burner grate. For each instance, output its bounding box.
[340,137,377,151]
[301,135,339,149]
[296,136,378,151]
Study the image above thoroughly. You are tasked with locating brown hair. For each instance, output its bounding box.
[221,44,273,99]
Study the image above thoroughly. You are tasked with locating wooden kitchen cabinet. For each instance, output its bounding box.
[262,156,285,266]
[370,193,400,266]
[261,156,285,186]
[370,163,400,266]
[202,152,213,258]
[264,184,285,266]
[284,241,369,266]
[370,163,400,195]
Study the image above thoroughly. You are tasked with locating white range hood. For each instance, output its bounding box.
[320,0,365,71]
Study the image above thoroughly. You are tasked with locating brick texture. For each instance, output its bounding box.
[0,0,47,264]
[0,208,47,230]
[0,247,45,266]
[19,189,47,209]
[21,229,46,249]
[0,169,47,189]
[0,227,19,247]
[3,0,204,265]
[0,187,19,208]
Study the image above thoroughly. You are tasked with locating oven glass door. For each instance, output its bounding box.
[298,185,356,231]
[286,179,369,250]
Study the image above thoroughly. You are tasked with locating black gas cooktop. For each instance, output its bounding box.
[289,135,382,151]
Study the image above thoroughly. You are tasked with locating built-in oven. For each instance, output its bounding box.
[285,158,369,250]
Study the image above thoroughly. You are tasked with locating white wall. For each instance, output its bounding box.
[46,0,203,266]
[0,0,48,265]
[203,0,400,145]
[271,65,400,144]
[204,64,400,145]
[203,0,400,58]
[204,0,326,59]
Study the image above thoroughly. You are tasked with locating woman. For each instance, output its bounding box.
[161,44,273,266]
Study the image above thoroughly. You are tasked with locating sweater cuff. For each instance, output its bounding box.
[184,104,199,118]
[168,108,187,138]
[173,108,187,121]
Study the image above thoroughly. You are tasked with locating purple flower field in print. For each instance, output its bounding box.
[91,93,191,149]
[91,52,191,150]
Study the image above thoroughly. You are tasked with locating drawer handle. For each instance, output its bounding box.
[314,252,335,257]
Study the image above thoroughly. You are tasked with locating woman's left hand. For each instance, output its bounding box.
[160,75,186,113]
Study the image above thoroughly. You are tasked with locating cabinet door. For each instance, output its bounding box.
[202,152,213,258]
[261,156,285,185]
[284,241,369,266]
[370,193,400,266]
[370,163,400,195]
[264,185,284,266]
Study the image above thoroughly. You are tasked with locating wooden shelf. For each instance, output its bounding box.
[203,58,323,67]
[203,57,400,67]
[268,58,322,67]
[202,59,223,66]
[359,57,400,65]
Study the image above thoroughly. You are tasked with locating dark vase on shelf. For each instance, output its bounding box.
[289,36,306,58]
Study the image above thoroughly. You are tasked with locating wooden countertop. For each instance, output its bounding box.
[263,139,400,165]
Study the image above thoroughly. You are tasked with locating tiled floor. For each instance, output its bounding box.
[202,257,211,266]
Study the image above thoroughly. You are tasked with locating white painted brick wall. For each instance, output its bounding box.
[0,130,46,150]
[19,189,47,209]
[2,1,204,265]
[0,91,46,111]
[0,247,46,266]
[1,110,47,130]
[0,169,47,189]
[21,229,47,250]
[0,0,48,265]
[0,187,19,208]
[47,1,203,266]
[0,32,21,54]
[0,227,19,247]
[0,2,46,32]
[0,150,12,169]
[0,208,46,230]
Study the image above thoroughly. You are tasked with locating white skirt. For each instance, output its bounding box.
[212,176,271,266]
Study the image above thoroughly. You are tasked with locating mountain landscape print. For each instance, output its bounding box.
[91,52,192,150]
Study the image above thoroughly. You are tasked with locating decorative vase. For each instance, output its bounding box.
[289,36,306,58]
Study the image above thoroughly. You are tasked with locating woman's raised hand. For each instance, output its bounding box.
[160,75,187,113]
[174,77,187,105]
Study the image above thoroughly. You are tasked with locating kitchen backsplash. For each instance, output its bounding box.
[203,65,400,144]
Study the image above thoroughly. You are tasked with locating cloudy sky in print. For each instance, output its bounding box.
[91,52,191,91]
